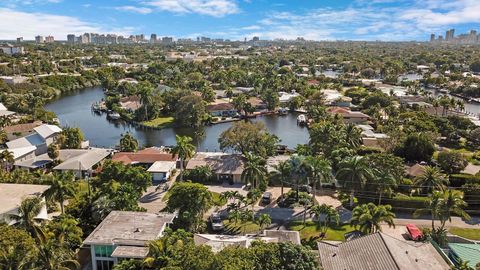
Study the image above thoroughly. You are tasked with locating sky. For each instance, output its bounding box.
[1,0,480,41]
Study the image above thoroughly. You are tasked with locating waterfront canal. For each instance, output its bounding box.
[45,87,310,150]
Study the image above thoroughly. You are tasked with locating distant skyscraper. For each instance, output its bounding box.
[67,34,76,44]
[430,34,435,42]
[35,35,44,43]
[16,37,23,43]
[252,36,260,42]
[438,35,444,42]
[150,34,157,43]
[45,36,55,43]
[162,37,173,44]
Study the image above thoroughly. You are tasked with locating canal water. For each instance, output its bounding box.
[44,87,310,150]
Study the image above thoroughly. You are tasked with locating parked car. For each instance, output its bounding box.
[261,192,272,204]
[209,213,224,232]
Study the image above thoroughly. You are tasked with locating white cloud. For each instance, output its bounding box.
[115,5,153,14]
[143,0,239,17]
[0,8,133,40]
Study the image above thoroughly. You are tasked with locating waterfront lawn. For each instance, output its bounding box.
[142,116,174,128]
[287,220,356,241]
[449,227,480,240]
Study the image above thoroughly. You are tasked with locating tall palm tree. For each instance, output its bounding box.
[414,166,449,194]
[138,85,153,121]
[33,226,79,270]
[241,153,267,188]
[0,245,34,270]
[350,203,396,234]
[344,124,363,149]
[289,155,307,201]
[272,160,291,199]
[414,190,442,230]
[170,135,196,181]
[311,204,340,238]
[336,156,374,207]
[305,156,332,200]
[246,189,262,210]
[438,190,470,230]
[9,197,44,234]
[374,172,397,205]
[43,172,76,214]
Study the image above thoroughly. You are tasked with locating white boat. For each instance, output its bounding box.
[107,112,121,120]
[297,114,307,125]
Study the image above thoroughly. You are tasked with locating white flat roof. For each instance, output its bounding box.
[0,183,49,214]
[147,161,176,173]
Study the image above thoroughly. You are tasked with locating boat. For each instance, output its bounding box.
[107,112,121,120]
[297,114,307,125]
[278,108,288,115]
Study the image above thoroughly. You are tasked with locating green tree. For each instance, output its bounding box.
[414,166,449,194]
[47,143,60,161]
[219,121,279,157]
[336,156,375,207]
[138,83,153,121]
[438,190,470,230]
[272,160,291,199]
[45,215,83,250]
[255,214,272,232]
[241,153,267,189]
[175,94,207,128]
[437,151,468,175]
[414,191,442,230]
[0,224,37,270]
[311,204,340,238]
[58,127,84,149]
[395,133,435,162]
[305,156,332,198]
[170,135,196,181]
[166,182,213,232]
[33,226,80,270]
[43,172,76,214]
[119,132,139,152]
[350,203,396,234]
[9,196,44,234]
[0,150,14,171]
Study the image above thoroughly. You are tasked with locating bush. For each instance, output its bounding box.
[183,166,217,184]
[437,151,468,175]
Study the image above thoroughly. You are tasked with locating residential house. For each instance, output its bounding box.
[147,161,177,182]
[448,243,480,269]
[405,163,426,179]
[327,107,371,124]
[317,232,450,270]
[0,103,15,117]
[278,91,300,104]
[207,102,237,117]
[0,183,49,225]
[194,230,301,253]
[119,96,141,112]
[83,211,176,270]
[186,152,244,183]
[53,148,113,178]
[6,124,62,158]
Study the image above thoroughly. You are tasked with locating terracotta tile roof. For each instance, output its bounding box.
[3,121,42,134]
[112,148,177,165]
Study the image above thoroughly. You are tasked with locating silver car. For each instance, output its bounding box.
[209,213,224,231]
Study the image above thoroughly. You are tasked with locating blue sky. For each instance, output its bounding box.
[1,0,480,41]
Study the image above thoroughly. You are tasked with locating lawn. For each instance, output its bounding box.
[449,227,480,240]
[224,220,261,235]
[287,220,356,241]
[141,116,174,128]
[162,190,226,207]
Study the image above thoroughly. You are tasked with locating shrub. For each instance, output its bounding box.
[437,151,468,175]
[183,166,217,184]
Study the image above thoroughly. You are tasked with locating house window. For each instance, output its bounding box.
[94,245,114,258]
[96,259,114,270]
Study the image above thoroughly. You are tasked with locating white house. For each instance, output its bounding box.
[147,161,177,182]
[0,183,49,225]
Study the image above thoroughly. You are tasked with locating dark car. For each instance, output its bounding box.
[261,192,272,204]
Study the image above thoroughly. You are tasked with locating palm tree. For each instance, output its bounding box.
[33,226,80,270]
[241,153,267,188]
[0,150,14,171]
[119,132,139,152]
[311,204,340,238]
[9,197,44,234]
[374,172,397,205]
[414,190,442,230]
[344,124,362,149]
[43,172,76,214]
[0,245,34,270]
[336,156,374,207]
[255,214,272,232]
[305,156,332,199]
[170,135,196,181]
[350,203,396,234]
[438,190,470,230]
[272,160,291,199]
[414,166,449,194]
[289,155,307,201]
[246,189,262,210]
[138,85,153,121]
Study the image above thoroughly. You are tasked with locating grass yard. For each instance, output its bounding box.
[287,220,356,241]
[449,227,480,240]
[162,190,226,207]
[141,116,174,128]
[224,220,261,235]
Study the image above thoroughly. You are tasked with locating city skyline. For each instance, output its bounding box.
[1,0,480,41]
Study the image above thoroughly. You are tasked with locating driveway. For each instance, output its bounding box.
[206,183,248,196]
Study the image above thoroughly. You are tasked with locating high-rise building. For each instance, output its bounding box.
[35,35,44,43]
[45,36,55,43]
[252,36,260,42]
[430,34,435,42]
[438,35,444,42]
[150,34,157,43]
[16,37,23,43]
[67,34,76,44]
[162,37,173,44]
